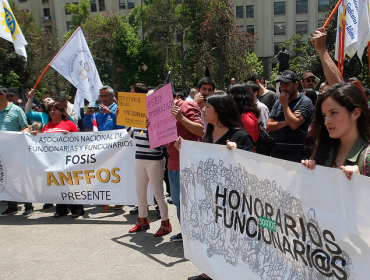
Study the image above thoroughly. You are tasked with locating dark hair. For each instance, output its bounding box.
[266,84,276,92]
[0,86,7,96]
[312,83,370,164]
[364,85,370,97]
[133,83,148,93]
[197,77,215,91]
[56,93,67,102]
[245,81,259,94]
[7,87,18,95]
[38,102,47,113]
[47,101,69,122]
[176,91,185,100]
[230,84,260,118]
[244,73,258,83]
[203,92,245,142]
[303,88,317,106]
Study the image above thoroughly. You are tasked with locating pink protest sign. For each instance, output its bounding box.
[146,83,178,149]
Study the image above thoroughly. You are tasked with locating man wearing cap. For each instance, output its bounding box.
[266,70,314,163]
[301,70,320,94]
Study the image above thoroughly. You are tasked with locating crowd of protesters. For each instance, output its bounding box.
[1,27,370,280]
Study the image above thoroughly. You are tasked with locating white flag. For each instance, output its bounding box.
[0,0,27,59]
[335,0,359,60]
[49,27,102,106]
[357,0,370,61]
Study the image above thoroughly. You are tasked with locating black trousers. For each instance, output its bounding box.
[271,150,306,163]
[56,204,84,215]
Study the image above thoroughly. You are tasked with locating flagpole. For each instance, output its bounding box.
[32,64,50,90]
[323,0,343,28]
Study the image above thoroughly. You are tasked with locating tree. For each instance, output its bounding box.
[81,12,141,92]
[246,52,264,77]
[63,0,91,41]
[0,1,68,100]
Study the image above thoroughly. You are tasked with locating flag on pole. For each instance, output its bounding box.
[357,0,370,60]
[164,71,175,96]
[49,27,102,118]
[334,0,370,62]
[0,0,27,59]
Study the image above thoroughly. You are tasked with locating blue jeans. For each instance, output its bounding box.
[168,170,180,222]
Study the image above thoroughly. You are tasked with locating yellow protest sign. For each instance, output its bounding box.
[117,92,147,129]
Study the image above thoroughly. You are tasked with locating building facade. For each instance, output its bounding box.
[14,0,330,78]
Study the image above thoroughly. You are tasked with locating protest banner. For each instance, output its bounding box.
[0,129,153,205]
[146,83,177,149]
[180,140,370,280]
[117,92,147,129]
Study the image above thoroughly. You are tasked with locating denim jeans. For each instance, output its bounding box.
[168,169,180,222]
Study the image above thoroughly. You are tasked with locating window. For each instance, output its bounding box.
[318,20,324,28]
[274,22,286,35]
[42,0,49,3]
[99,0,105,11]
[247,25,254,34]
[237,26,244,32]
[119,0,126,9]
[236,6,243,18]
[90,0,97,12]
[318,0,329,12]
[296,21,308,34]
[274,2,285,15]
[274,43,282,55]
[296,0,308,14]
[246,5,254,18]
[128,0,134,8]
[19,0,27,2]
[66,21,71,32]
[65,8,71,15]
[43,8,50,20]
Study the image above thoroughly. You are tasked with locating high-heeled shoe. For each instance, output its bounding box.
[129,218,150,233]
[154,220,172,237]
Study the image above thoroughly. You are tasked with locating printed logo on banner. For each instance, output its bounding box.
[68,48,98,92]
[180,158,352,280]
[0,154,6,193]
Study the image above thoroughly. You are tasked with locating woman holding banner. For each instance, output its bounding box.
[301,83,370,179]
[31,101,85,218]
[175,91,254,280]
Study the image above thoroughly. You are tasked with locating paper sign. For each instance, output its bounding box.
[146,83,177,149]
[117,92,147,128]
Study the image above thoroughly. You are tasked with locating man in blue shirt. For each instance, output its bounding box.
[266,70,313,163]
[83,85,124,131]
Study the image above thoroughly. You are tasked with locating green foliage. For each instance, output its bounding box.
[0,70,20,88]
[246,52,263,77]
[81,12,142,92]
[63,0,91,41]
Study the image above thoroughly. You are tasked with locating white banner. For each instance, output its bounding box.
[0,129,153,205]
[180,141,370,280]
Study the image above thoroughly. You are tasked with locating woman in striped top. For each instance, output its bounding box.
[127,126,172,237]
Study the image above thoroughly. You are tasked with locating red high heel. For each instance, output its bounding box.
[154,220,172,237]
[129,218,150,233]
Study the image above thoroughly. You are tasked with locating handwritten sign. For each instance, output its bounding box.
[117,92,147,129]
[146,83,177,149]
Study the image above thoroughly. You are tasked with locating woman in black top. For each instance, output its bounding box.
[176,92,254,280]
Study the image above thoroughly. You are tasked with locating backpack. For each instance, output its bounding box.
[255,122,274,156]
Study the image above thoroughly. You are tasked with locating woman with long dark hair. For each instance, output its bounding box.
[302,83,370,180]
[229,84,260,144]
[176,92,254,280]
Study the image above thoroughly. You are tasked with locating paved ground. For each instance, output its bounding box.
[0,201,201,280]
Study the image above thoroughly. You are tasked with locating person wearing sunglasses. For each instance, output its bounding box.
[301,70,320,95]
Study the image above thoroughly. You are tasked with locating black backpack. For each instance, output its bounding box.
[255,123,274,156]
